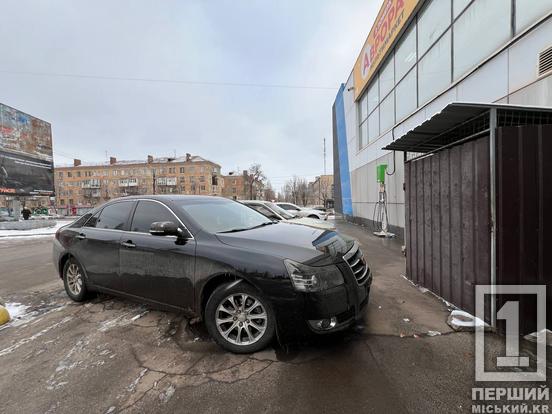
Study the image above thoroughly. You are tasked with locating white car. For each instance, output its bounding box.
[275,202,328,220]
[241,200,335,231]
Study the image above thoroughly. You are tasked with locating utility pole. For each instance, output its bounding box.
[323,137,327,175]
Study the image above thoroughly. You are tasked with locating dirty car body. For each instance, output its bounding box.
[53,195,371,352]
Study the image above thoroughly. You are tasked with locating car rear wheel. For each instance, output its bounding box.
[63,258,89,302]
[205,282,275,353]
[308,214,319,219]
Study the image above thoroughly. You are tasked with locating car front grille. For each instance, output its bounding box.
[344,242,369,285]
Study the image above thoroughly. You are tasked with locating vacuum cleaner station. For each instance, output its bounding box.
[332,0,552,333]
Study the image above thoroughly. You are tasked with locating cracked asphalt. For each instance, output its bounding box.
[0,220,549,413]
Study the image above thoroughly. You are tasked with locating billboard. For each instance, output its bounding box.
[0,103,54,196]
[352,0,421,100]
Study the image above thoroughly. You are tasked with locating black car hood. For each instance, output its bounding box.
[216,222,355,265]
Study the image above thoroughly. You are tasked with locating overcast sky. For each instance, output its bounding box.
[0,0,379,191]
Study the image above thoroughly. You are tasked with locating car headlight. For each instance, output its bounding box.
[284,259,344,292]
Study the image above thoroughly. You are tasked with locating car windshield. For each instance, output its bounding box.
[176,198,274,233]
[266,202,295,219]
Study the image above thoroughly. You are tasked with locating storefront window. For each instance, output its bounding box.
[395,69,417,121]
[379,55,394,99]
[418,0,451,56]
[515,0,552,33]
[380,94,395,133]
[359,92,368,123]
[453,0,471,18]
[368,107,380,142]
[395,24,417,82]
[367,78,379,113]
[453,0,511,80]
[419,30,452,105]
[359,120,368,150]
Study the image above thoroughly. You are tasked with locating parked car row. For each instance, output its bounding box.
[53,196,371,353]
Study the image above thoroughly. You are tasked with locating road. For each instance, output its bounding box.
[0,221,548,414]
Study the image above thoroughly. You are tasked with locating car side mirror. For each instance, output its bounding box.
[150,221,190,238]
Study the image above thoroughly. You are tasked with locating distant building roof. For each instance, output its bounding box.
[56,154,220,169]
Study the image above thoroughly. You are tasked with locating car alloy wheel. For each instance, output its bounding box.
[215,293,268,346]
[66,263,83,296]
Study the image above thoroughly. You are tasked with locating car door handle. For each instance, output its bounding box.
[121,240,136,248]
[76,233,86,240]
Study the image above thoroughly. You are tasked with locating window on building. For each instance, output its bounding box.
[418,0,451,56]
[232,187,236,194]
[367,79,379,113]
[379,55,394,98]
[395,24,417,82]
[359,92,368,124]
[380,93,395,133]
[200,185,206,191]
[58,172,63,178]
[67,172,72,178]
[60,199,65,205]
[130,201,176,233]
[69,198,74,205]
[395,69,417,121]
[180,167,185,173]
[515,0,552,33]
[76,171,81,177]
[359,119,368,150]
[418,30,452,105]
[453,0,471,18]
[199,176,205,182]
[96,201,134,230]
[368,108,380,142]
[453,0,511,80]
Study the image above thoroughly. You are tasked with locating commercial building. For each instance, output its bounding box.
[55,153,221,215]
[333,0,552,239]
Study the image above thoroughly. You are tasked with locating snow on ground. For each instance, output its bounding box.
[0,220,73,238]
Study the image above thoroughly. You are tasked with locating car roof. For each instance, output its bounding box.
[105,195,231,204]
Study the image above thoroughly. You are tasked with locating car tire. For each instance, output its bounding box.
[63,258,89,302]
[308,214,319,219]
[205,282,276,353]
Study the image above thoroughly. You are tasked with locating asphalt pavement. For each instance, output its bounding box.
[0,220,548,413]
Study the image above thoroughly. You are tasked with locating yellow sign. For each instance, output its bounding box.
[353,0,421,100]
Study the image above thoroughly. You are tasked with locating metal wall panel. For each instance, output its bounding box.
[496,125,552,333]
[405,136,491,314]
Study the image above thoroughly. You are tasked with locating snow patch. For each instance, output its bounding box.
[0,220,72,238]
[523,329,552,346]
[447,310,489,331]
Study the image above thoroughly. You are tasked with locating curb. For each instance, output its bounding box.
[0,305,10,326]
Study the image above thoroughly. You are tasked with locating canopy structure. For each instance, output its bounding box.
[383,102,552,154]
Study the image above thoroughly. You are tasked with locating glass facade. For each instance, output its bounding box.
[356,0,552,151]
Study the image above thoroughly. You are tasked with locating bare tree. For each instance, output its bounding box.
[263,180,276,201]
[246,163,266,200]
[296,177,309,206]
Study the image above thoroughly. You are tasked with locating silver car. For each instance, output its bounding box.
[241,200,334,231]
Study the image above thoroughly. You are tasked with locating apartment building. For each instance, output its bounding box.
[310,175,334,208]
[55,153,222,214]
[221,170,263,200]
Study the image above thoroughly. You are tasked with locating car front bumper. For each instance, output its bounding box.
[272,263,372,340]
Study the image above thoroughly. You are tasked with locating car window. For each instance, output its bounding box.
[95,201,134,230]
[71,213,92,228]
[176,198,269,233]
[280,203,299,211]
[84,211,101,228]
[250,204,278,219]
[131,201,176,233]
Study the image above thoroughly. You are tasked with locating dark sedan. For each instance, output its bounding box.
[53,196,372,353]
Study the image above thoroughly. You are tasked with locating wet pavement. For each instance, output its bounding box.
[0,220,549,413]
